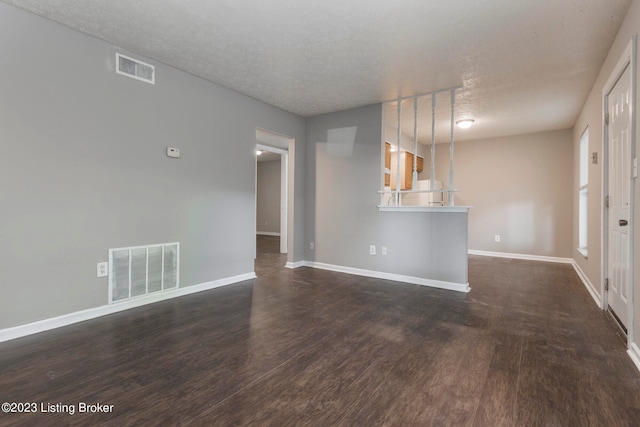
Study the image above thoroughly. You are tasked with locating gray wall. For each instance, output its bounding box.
[434,129,574,257]
[0,3,306,329]
[256,159,281,234]
[574,0,640,353]
[305,104,468,285]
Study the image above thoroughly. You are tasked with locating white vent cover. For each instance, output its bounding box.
[108,242,179,303]
[116,53,155,84]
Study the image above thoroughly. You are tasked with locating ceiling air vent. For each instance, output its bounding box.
[116,53,155,85]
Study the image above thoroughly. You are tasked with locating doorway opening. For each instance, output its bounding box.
[255,129,294,259]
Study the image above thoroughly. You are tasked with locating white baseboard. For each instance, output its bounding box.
[302,261,470,293]
[570,260,602,307]
[257,231,281,236]
[629,343,640,373]
[0,272,256,343]
[468,249,573,264]
[285,260,306,269]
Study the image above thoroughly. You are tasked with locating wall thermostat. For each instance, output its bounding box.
[167,147,180,158]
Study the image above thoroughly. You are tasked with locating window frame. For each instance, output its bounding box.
[578,127,589,257]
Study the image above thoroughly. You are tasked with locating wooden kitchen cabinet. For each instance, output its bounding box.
[402,152,424,190]
[386,143,424,191]
[404,152,413,189]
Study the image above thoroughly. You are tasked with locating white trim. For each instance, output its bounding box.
[468,250,572,264]
[603,40,634,97]
[628,35,638,357]
[378,206,470,213]
[280,152,288,254]
[302,261,470,293]
[578,128,589,254]
[0,272,256,343]
[629,343,640,373]
[285,261,306,269]
[571,260,602,307]
[256,231,281,236]
[601,73,609,312]
[256,142,290,255]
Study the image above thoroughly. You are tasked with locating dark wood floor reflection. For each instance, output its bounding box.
[2,236,640,426]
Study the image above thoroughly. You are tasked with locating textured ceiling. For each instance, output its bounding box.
[257,151,281,163]
[2,0,633,141]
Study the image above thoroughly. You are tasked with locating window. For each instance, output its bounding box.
[578,127,589,257]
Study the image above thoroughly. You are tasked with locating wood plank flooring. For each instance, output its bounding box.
[1,235,640,426]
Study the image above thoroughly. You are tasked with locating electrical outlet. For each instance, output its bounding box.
[370,245,376,255]
[381,246,388,255]
[310,242,314,250]
[494,235,501,242]
[97,262,109,278]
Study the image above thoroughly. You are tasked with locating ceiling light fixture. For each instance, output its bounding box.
[390,146,398,152]
[456,119,475,129]
[256,150,263,155]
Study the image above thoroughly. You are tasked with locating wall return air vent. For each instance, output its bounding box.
[108,242,179,303]
[116,52,155,84]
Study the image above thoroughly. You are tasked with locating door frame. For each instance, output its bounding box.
[602,36,637,347]
[256,143,289,254]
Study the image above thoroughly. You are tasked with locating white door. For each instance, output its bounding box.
[607,63,632,329]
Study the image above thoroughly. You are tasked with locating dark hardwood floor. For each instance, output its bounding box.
[1,235,640,426]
